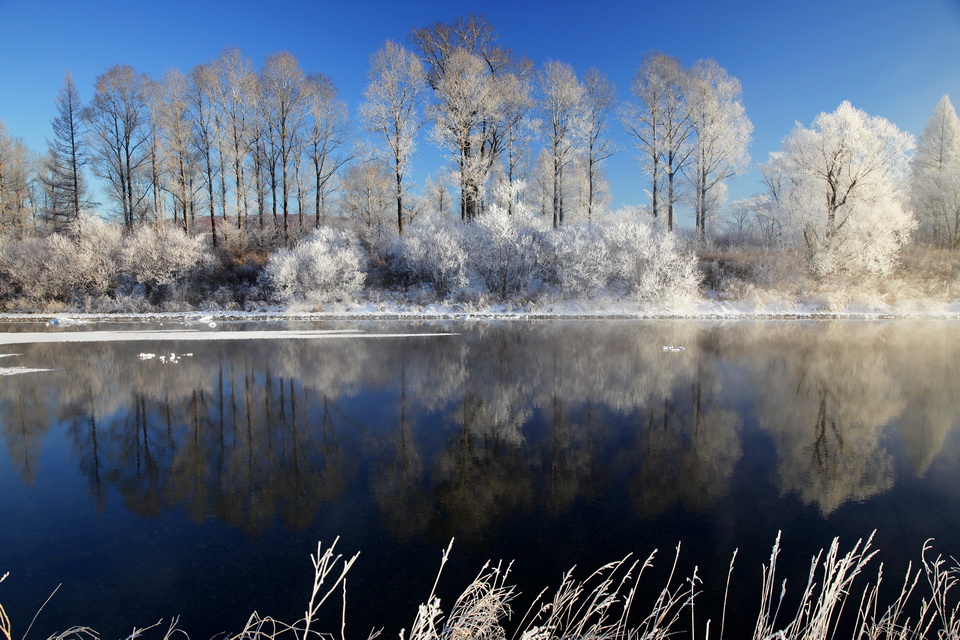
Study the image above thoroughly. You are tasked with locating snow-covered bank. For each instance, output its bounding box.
[0,328,458,345]
[2,296,960,326]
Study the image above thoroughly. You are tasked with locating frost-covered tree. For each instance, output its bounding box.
[393,212,468,297]
[538,60,585,228]
[764,101,916,275]
[69,212,124,295]
[156,68,199,232]
[260,52,309,239]
[412,15,531,221]
[582,68,617,221]
[550,214,700,303]
[500,74,534,217]
[421,172,455,216]
[465,200,549,299]
[304,73,350,227]
[360,40,427,235]
[339,161,394,246]
[189,62,222,246]
[686,59,752,237]
[0,122,38,232]
[85,65,153,228]
[42,71,90,228]
[214,47,257,229]
[911,95,960,248]
[621,52,693,229]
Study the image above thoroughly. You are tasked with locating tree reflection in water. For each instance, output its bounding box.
[2,321,959,537]
[2,320,960,638]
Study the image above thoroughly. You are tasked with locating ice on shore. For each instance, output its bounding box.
[0,329,457,346]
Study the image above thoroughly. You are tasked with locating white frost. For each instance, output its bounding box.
[0,329,456,346]
[0,367,57,376]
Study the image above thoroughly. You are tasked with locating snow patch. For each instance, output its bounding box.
[0,329,457,346]
[0,366,57,376]
[46,316,88,327]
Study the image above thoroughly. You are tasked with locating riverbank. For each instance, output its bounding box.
[2,294,960,325]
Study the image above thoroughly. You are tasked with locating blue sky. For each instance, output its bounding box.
[1,0,958,221]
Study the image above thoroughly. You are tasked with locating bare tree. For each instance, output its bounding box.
[260,51,309,241]
[189,62,221,246]
[360,40,427,235]
[339,161,394,245]
[582,68,617,221]
[304,73,350,228]
[156,68,198,232]
[686,59,752,237]
[144,79,165,223]
[538,60,584,228]
[248,91,273,229]
[42,71,90,228]
[85,64,153,228]
[0,121,38,232]
[621,52,692,230]
[214,47,257,230]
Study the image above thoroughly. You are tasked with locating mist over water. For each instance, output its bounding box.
[1,320,958,638]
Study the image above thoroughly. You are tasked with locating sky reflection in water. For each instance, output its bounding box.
[1,320,959,638]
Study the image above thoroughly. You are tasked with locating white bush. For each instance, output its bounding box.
[265,227,366,305]
[551,224,610,296]
[463,206,551,299]
[551,215,701,303]
[393,212,469,298]
[0,234,82,302]
[605,217,701,302]
[120,223,207,285]
[70,213,123,295]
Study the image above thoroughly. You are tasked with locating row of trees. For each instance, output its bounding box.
[1,14,958,291]
[0,17,754,242]
[2,49,351,245]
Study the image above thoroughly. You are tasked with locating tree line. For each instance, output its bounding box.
[0,16,753,240]
[1,14,958,302]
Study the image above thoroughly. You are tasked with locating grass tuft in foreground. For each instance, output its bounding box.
[1,533,958,640]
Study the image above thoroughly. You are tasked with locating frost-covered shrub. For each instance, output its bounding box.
[264,227,366,305]
[70,214,124,295]
[551,224,611,297]
[0,234,82,302]
[120,223,207,286]
[463,206,551,299]
[392,212,469,298]
[0,216,125,305]
[550,215,700,303]
[604,217,701,302]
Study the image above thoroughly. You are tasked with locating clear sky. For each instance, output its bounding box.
[1,0,958,222]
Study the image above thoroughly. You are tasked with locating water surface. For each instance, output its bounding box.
[1,319,958,638]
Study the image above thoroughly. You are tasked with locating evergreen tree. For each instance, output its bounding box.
[43,71,90,227]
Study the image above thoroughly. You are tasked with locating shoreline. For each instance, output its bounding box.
[2,300,960,324]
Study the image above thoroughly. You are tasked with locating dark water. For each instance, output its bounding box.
[1,319,959,639]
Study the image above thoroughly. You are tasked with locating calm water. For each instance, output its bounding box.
[1,319,959,638]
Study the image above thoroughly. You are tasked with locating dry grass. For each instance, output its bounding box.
[1,535,958,640]
[698,244,960,312]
